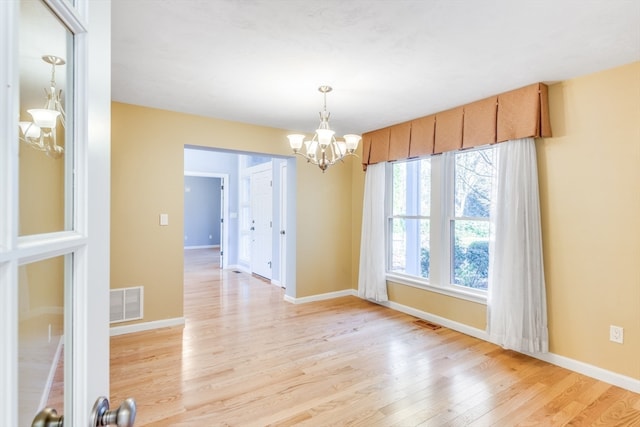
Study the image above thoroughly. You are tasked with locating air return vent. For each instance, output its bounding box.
[110,286,143,323]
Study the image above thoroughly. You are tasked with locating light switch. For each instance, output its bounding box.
[159,213,169,226]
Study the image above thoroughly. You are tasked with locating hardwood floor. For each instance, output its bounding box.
[110,249,640,426]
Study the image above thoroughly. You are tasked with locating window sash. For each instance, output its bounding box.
[385,147,495,304]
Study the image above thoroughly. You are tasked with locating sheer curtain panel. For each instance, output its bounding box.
[358,162,388,302]
[487,137,549,353]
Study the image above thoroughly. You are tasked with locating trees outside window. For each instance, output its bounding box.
[387,146,497,296]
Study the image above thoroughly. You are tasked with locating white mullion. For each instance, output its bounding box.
[42,0,87,34]
[0,1,19,426]
[16,233,86,265]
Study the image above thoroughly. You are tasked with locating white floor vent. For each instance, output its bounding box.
[110,286,143,323]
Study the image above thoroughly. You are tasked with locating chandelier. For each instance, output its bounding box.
[287,86,361,172]
[18,55,66,159]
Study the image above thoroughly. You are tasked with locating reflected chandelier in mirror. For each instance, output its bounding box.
[19,55,66,159]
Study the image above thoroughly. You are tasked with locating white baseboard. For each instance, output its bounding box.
[287,288,640,393]
[284,289,355,304]
[109,317,185,336]
[184,245,219,250]
[526,350,640,393]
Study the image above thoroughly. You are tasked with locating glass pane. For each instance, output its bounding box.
[391,162,406,216]
[392,158,430,216]
[419,158,431,216]
[454,148,496,218]
[389,218,430,278]
[19,1,73,236]
[452,220,490,289]
[18,255,67,426]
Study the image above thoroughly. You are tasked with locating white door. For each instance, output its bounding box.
[250,166,273,279]
[1,1,119,426]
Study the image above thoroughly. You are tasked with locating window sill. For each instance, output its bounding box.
[385,273,488,305]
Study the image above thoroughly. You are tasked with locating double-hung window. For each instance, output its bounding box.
[386,146,497,302]
[388,158,431,278]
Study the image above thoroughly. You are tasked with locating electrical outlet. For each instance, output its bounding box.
[610,325,624,344]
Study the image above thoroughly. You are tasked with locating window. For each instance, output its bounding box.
[386,146,497,301]
[388,159,431,278]
[451,148,496,290]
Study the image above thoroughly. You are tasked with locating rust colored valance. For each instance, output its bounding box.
[366,127,391,165]
[362,82,551,168]
[463,96,498,149]
[497,84,551,142]
[434,107,464,154]
[388,122,411,161]
[409,115,435,157]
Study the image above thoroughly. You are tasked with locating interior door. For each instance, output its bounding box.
[1,1,116,426]
[250,165,273,279]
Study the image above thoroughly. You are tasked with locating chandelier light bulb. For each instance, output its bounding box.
[19,121,42,139]
[28,108,61,129]
[316,129,335,147]
[344,134,361,151]
[287,134,305,151]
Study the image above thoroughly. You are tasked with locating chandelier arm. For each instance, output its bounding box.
[19,135,46,152]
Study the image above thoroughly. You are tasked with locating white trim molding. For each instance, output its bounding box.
[285,288,640,393]
[109,317,185,336]
[283,289,355,304]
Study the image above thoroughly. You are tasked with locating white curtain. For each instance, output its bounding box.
[358,162,388,302]
[487,137,549,353]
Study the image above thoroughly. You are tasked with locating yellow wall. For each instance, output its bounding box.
[112,62,639,380]
[349,61,640,380]
[111,103,357,324]
[538,62,640,379]
[19,133,65,235]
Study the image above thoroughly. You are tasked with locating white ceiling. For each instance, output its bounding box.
[111,0,640,136]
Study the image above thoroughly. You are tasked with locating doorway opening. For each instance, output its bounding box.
[183,146,295,294]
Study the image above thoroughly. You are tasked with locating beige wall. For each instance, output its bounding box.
[112,62,639,380]
[350,61,640,380]
[538,62,640,379]
[19,137,65,235]
[111,103,357,324]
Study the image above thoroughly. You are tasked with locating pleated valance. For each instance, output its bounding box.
[361,82,551,168]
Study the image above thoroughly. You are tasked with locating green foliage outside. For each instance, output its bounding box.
[453,237,489,290]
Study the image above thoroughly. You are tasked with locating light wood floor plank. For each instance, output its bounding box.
[109,248,640,426]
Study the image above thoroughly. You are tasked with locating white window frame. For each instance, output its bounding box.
[385,147,496,305]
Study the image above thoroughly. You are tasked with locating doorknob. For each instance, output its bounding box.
[91,397,136,427]
[32,408,63,427]
[280,230,285,235]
